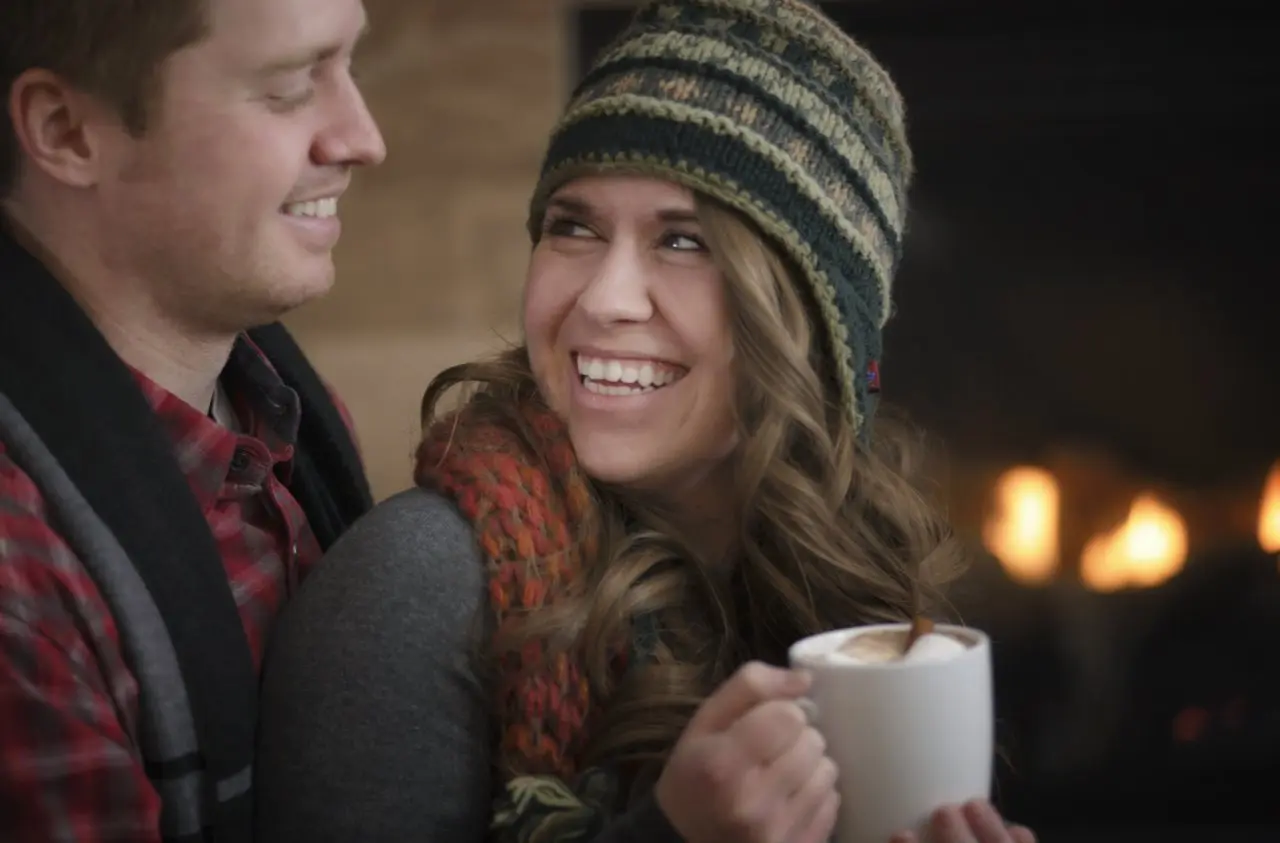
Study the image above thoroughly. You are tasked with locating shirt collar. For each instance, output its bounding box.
[129,334,302,509]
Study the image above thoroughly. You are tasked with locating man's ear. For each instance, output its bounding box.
[7,68,114,189]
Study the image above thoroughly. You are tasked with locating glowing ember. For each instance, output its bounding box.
[1081,493,1188,592]
[983,466,1060,585]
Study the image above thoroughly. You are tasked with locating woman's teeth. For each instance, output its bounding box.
[576,355,684,395]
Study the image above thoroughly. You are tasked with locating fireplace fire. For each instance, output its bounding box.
[1079,494,1187,593]
[1258,460,1280,556]
[981,461,1277,592]
[983,466,1059,586]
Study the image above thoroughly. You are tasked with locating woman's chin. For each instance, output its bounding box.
[570,431,665,489]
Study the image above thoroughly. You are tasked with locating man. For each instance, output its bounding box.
[0,0,385,839]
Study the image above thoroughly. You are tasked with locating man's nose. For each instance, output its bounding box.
[312,77,387,168]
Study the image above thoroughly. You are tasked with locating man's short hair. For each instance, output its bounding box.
[0,1,208,197]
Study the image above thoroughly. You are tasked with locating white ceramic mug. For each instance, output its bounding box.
[788,624,994,843]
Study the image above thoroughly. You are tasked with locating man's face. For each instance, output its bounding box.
[95,0,385,333]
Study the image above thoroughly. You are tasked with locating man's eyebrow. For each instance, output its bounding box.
[256,20,371,75]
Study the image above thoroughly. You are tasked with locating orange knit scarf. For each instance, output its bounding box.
[414,400,618,779]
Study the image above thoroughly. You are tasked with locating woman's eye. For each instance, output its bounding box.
[663,232,706,251]
[545,218,595,238]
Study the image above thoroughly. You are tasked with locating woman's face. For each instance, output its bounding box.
[524,175,737,501]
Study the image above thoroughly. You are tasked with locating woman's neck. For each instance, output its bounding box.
[646,471,740,566]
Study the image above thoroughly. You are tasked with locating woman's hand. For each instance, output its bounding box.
[653,661,838,843]
[891,800,1036,843]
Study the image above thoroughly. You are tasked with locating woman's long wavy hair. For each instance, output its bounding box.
[419,193,965,787]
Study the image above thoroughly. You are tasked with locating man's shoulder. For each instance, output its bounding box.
[0,441,106,633]
[0,437,48,521]
[0,439,66,558]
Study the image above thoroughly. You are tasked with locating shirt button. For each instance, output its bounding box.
[230,449,251,472]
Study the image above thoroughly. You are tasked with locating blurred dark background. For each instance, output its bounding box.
[576,2,1280,839]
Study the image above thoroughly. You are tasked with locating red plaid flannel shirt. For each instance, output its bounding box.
[0,338,358,842]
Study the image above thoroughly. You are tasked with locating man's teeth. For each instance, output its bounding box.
[576,355,683,395]
[284,197,338,219]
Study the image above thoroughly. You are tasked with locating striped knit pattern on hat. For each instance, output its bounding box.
[528,0,913,434]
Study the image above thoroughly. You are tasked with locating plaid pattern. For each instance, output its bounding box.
[0,339,338,842]
[528,0,913,434]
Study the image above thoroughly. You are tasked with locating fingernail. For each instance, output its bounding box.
[934,805,965,832]
[1009,824,1037,843]
[790,668,813,689]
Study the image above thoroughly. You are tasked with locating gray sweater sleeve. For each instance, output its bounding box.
[255,487,493,842]
[254,487,684,843]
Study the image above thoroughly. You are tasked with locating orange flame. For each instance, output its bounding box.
[1081,493,1188,592]
[983,466,1060,585]
[1258,461,1280,554]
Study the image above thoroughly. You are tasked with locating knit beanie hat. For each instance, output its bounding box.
[527,0,912,436]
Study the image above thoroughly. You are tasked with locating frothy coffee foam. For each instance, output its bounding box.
[821,628,968,666]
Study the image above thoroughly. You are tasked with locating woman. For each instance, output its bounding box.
[256,2,1034,842]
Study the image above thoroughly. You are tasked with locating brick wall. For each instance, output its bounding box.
[284,0,575,498]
